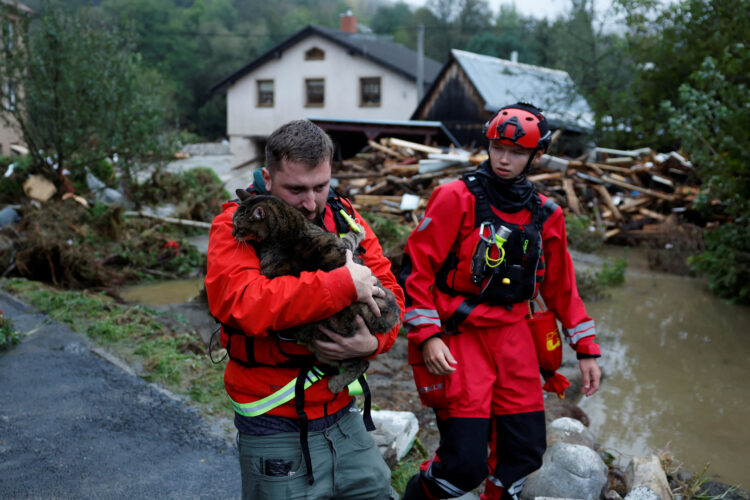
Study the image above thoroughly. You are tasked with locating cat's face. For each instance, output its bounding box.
[232,192,275,243]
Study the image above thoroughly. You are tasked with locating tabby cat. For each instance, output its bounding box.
[232,189,401,393]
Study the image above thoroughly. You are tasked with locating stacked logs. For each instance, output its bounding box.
[332,137,700,244]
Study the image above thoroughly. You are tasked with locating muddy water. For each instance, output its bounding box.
[580,248,750,486]
[119,278,204,305]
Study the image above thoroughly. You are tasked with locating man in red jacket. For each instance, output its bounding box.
[205,119,404,499]
[399,103,601,500]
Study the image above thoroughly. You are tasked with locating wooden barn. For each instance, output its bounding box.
[411,49,594,152]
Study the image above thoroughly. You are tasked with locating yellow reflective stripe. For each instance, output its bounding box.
[231,367,326,417]
[346,373,366,396]
[338,209,361,233]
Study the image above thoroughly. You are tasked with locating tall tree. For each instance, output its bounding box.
[613,0,749,149]
[0,3,168,188]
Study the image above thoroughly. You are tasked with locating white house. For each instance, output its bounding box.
[210,13,442,168]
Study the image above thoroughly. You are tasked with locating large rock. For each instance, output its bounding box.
[547,417,598,449]
[625,455,672,500]
[520,442,608,500]
[371,410,418,467]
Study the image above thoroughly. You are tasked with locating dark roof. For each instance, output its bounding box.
[413,50,593,133]
[1,0,33,14]
[209,25,442,95]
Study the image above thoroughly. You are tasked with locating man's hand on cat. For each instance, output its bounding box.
[312,316,378,359]
[344,250,382,318]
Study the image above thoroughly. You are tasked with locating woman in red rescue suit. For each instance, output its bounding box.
[398,103,602,500]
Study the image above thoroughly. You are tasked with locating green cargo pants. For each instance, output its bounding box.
[238,409,398,499]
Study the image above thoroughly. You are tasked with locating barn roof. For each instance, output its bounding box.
[437,49,594,132]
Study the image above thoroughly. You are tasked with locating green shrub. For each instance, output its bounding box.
[596,258,627,287]
[565,214,605,253]
[0,155,32,203]
[689,223,750,304]
[0,314,19,350]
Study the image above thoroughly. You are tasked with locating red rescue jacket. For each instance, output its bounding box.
[399,177,600,356]
[205,190,405,420]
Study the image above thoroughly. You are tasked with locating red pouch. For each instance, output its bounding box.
[408,340,454,408]
[526,302,563,372]
[527,300,570,398]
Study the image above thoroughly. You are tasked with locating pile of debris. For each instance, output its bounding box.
[332,137,703,247]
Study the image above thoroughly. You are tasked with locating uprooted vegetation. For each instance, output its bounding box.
[0,161,228,292]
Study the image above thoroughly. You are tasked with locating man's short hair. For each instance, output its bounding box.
[265,120,334,174]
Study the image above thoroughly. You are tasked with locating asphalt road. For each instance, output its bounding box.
[0,290,240,499]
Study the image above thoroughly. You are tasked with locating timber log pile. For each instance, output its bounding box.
[332,137,701,244]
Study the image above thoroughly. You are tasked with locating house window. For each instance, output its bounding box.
[305,47,325,60]
[305,78,324,107]
[257,80,274,107]
[360,77,381,107]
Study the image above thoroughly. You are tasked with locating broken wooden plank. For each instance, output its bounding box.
[637,207,666,221]
[594,185,623,221]
[529,172,564,182]
[368,140,409,160]
[562,178,581,215]
[364,180,389,195]
[600,175,676,202]
[385,137,443,155]
[353,195,403,206]
[618,197,652,212]
[124,211,212,229]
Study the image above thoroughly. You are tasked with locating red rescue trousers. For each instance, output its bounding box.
[412,320,547,500]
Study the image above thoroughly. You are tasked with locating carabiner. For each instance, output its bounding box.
[479,221,495,244]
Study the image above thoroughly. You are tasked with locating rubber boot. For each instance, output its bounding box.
[401,473,433,500]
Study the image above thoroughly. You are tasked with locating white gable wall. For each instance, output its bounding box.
[226,34,420,167]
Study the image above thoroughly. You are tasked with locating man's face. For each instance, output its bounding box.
[488,140,541,180]
[262,158,331,220]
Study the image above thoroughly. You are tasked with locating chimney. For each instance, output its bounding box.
[340,9,357,33]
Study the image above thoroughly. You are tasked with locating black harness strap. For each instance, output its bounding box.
[295,364,315,484]
[358,374,376,431]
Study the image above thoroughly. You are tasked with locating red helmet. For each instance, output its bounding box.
[483,102,551,151]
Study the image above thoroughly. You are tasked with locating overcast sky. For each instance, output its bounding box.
[398,0,617,21]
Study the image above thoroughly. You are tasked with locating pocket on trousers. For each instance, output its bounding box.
[239,436,308,499]
[409,341,458,408]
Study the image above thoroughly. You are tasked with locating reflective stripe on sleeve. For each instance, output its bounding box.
[403,308,441,331]
[564,320,596,345]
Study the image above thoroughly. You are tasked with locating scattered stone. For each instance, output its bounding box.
[624,486,660,500]
[625,455,672,500]
[371,409,418,467]
[0,206,20,228]
[605,490,624,500]
[547,417,598,449]
[521,442,608,500]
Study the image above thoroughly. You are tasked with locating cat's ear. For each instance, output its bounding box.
[251,206,265,220]
[236,189,252,201]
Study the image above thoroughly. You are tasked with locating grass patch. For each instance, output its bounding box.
[390,438,429,495]
[566,214,605,253]
[1,278,229,417]
[0,312,19,350]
